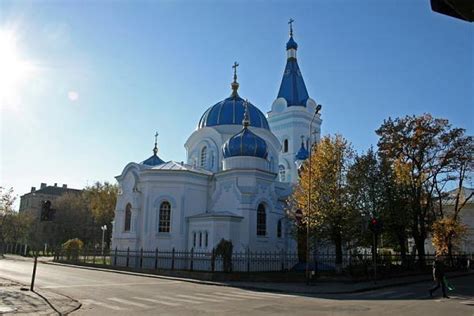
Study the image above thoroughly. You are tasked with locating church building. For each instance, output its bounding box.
[111,22,322,253]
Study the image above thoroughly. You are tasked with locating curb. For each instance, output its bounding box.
[42,260,474,295]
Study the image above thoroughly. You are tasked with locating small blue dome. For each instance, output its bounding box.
[141,154,165,166]
[286,36,298,50]
[198,95,270,130]
[223,128,268,159]
[295,141,309,160]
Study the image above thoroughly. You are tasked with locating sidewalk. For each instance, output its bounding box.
[0,277,80,315]
[225,270,474,295]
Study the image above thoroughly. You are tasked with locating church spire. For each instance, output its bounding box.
[153,132,159,155]
[231,61,240,97]
[286,18,298,55]
[277,19,309,107]
[242,99,250,128]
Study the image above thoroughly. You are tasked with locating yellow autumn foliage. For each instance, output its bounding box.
[431,218,467,256]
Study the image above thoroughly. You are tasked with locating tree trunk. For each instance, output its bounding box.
[297,225,307,263]
[334,233,343,273]
[397,232,407,267]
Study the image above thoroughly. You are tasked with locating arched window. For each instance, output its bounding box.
[158,201,171,233]
[283,139,289,152]
[279,165,286,182]
[200,146,207,168]
[257,203,266,236]
[277,219,282,238]
[124,203,132,232]
[210,152,215,168]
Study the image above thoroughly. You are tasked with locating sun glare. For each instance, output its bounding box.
[0,29,33,108]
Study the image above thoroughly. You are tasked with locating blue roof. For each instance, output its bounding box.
[141,154,165,166]
[222,127,268,159]
[286,36,298,50]
[295,141,309,160]
[277,58,309,107]
[198,95,270,130]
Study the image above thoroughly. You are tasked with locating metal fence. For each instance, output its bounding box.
[53,247,474,274]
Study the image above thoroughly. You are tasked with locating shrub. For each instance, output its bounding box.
[62,238,84,261]
[215,239,233,272]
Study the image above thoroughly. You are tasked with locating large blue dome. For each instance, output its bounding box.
[198,95,270,130]
[222,127,268,159]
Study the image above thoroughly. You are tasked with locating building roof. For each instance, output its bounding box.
[198,64,270,130]
[141,154,165,166]
[444,187,474,205]
[277,28,310,107]
[198,94,270,130]
[295,140,309,160]
[22,186,81,197]
[222,101,268,159]
[145,161,213,175]
[277,58,309,107]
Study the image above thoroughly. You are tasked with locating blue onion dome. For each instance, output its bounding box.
[141,133,165,166]
[222,101,268,159]
[286,36,298,50]
[295,138,309,160]
[198,63,270,130]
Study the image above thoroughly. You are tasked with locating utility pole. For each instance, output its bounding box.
[306,104,322,285]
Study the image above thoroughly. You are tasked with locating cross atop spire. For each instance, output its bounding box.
[153,132,159,155]
[288,18,294,37]
[242,99,250,128]
[231,61,240,97]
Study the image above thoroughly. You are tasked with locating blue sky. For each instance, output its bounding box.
[1,0,472,206]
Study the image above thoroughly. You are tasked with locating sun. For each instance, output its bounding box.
[0,29,32,107]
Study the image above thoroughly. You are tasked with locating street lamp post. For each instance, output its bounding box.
[306,104,322,285]
[101,225,107,256]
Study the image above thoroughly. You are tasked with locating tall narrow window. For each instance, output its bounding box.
[277,219,282,238]
[279,165,286,182]
[159,201,171,233]
[205,231,208,247]
[200,146,207,168]
[199,232,202,247]
[283,139,289,152]
[257,203,266,236]
[193,232,196,247]
[124,203,132,232]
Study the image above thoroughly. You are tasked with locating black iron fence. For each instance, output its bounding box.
[53,247,474,274]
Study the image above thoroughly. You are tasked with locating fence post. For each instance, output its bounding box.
[247,247,250,273]
[126,247,130,268]
[211,248,215,272]
[190,248,194,271]
[154,248,158,270]
[114,247,118,266]
[171,248,175,270]
[281,249,284,272]
[140,248,143,269]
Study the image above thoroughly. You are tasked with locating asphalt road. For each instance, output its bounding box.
[0,257,473,316]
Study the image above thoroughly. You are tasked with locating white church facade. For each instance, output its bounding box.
[111,23,322,254]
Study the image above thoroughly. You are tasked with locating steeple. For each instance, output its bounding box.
[142,132,165,166]
[277,19,309,107]
[231,61,239,97]
[153,132,159,155]
[242,99,250,128]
